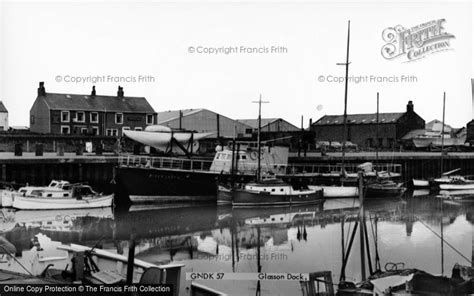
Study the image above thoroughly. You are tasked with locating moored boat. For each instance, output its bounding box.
[12,185,113,210]
[1,180,72,207]
[365,179,405,198]
[230,178,324,207]
[309,185,358,198]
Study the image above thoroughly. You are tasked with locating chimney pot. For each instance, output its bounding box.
[37,81,46,96]
[407,100,414,113]
[91,86,96,96]
[117,86,124,97]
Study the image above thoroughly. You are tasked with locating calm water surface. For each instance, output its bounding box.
[1,192,473,295]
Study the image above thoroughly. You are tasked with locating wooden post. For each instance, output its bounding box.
[1,164,6,182]
[126,232,136,284]
[73,251,85,282]
[358,171,366,281]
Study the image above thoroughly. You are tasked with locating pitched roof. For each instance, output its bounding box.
[236,118,282,129]
[314,113,404,125]
[425,119,452,131]
[0,101,8,113]
[38,93,155,113]
[157,109,204,124]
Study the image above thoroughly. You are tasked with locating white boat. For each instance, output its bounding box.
[123,125,215,154]
[1,180,72,207]
[54,243,224,295]
[12,185,113,210]
[309,185,358,198]
[412,179,430,187]
[439,182,474,190]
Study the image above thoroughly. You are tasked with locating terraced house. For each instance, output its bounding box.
[30,82,156,136]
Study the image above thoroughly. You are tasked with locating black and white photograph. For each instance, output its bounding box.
[0,0,473,295]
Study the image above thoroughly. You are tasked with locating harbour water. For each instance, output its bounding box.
[1,192,473,295]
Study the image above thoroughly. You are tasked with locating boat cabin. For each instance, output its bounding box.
[209,145,289,175]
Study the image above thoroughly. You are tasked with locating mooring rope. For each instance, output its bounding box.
[414,216,472,265]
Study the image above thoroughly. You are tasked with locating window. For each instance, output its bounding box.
[122,127,130,132]
[134,127,143,131]
[61,126,70,134]
[75,111,85,123]
[92,127,99,135]
[90,112,98,123]
[106,129,118,136]
[61,111,70,122]
[81,127,88,135]
[146,114,154,125]
[30,115,35,124]
[115,113,123,124]
[245,128,253,134]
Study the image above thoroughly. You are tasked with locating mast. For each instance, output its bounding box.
[337,20,351,174]
[252,95,269,182]
[376,92,379,173]
[440,92,446,175]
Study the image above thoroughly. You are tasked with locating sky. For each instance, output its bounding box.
[0,0,472,128]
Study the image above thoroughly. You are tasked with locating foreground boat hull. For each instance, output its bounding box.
[12,194,114,210]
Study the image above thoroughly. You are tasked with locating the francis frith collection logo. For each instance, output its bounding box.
[381,19,455,62]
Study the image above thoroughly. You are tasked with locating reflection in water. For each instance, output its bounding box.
[1,194,474,295]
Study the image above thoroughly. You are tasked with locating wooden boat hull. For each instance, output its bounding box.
[365,183,405,198]
[216,185,233,205]
[12,194,114,210]
[231,189,324,207]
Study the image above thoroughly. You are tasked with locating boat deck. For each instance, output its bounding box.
[119,155,402,177]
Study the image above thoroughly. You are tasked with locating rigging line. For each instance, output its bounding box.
[415,215,471,264]
[0,244,33,276]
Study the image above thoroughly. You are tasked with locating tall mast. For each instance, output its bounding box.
[252,95,269,182]
[376,92,379,171]
[337,20,351,174]
[440,92,446,175]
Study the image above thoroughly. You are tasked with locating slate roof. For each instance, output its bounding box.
[313,113,404,125]
[38,93,155,113]
[236,118,282,129]
[0,101,8,113]
[157,109,204,124]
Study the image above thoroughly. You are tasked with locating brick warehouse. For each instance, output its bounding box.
[30,82,157,136]
[311,101,425,149]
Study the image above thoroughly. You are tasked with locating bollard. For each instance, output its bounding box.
[57,144,65,156]
[14,143,22,156]
[35,143,43,156]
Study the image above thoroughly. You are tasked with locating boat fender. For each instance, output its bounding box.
[250,151,258,160]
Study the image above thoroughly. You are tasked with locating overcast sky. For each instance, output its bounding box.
[0,0,472,128]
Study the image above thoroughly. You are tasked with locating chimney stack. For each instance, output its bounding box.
[309,118,313,126]
[37,82,46,96]
[91,86,96,96]
[407,100,414,113]
[117,86,124,97]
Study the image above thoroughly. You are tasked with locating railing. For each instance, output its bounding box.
[118,155,402,176]
[118,155,214,172]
